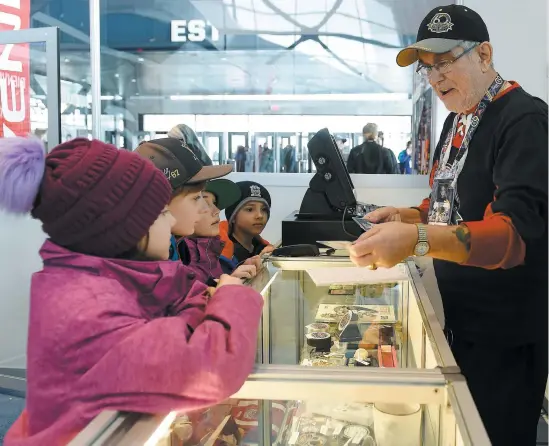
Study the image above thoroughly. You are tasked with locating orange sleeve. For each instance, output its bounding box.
[218,221,235,259]
[461,202,526,270]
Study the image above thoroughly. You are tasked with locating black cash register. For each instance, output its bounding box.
[281,128,380,247]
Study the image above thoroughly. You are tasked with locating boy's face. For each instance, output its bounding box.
[193,191,221,237]
[234,200,269,236]
[169,188,209,237]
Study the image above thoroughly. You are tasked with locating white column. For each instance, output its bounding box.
[462,0,548,101]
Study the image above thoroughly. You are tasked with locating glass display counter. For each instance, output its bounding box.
[249,258,457,373]
[70,366,490,446]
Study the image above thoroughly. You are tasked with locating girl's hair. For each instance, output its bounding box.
[172,181,206,198]
[115,233,152,261]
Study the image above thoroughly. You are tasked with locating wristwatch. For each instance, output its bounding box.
[414,223,430,256]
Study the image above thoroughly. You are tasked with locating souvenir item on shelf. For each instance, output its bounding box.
[338,310,362,343]
[358,324,380,349]
[343,424,373,445]
[306,323,330,334]
[328,284,356,295]
[171,415,193,443]
[316,304,396,324]
[229,400,290,444]
[357,282,397,298]
[353,348,370,365]
[373,403,421,446]
[291,432,329,446]
[303,356,346,367]
[378,345,398,368]
[306,332,332,352]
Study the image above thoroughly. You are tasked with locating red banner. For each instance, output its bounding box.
[0,0,30,137]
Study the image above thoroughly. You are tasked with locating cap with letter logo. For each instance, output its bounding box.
[396,4,490,67]
[135,137,233,190]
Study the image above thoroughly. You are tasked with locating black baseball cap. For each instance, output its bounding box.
[204,179,241,211]
[135,137,232,190]
[396,5,490,67]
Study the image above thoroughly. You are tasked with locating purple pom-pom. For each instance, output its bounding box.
[0,136,46,214]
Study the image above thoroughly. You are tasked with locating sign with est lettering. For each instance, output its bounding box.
[171,20,219,43]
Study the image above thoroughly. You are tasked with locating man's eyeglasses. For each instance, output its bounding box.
[416,43,479,79]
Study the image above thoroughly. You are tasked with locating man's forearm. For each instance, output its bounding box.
[424,224,470,264]
[397,208,424,224]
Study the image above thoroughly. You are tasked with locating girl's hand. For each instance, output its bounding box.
[231,264,257,280]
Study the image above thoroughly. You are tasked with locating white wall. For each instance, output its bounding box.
[461,0,548,103]
[0,213,46,369]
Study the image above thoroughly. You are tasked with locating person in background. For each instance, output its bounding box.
[219,181,274,268]
[235,145,247,172]
[347,123,396,174]
[377,130,399,173]
[259,145,274,172]
[282,144,297,173]
[0,137,263,445]
[398,141,413,174]
[349,5,547,445]
[167,123,213,166]
[178,178,262,280]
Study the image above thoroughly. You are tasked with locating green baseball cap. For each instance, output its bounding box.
[205,179,241,210]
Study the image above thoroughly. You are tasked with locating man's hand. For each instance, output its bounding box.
[365,207,401,223]
[349,222,417,268]
[231,264,257,280]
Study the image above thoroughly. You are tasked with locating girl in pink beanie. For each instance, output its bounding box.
[0,137,263,446]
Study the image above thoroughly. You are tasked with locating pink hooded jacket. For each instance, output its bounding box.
[4,241,263,446]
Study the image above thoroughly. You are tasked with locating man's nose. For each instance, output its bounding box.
[429,69,445,85]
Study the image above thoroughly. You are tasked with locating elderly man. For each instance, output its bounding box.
[349,5,547,445]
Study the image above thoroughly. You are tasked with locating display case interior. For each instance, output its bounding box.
[71,367,489,446]
[252,259,456,373]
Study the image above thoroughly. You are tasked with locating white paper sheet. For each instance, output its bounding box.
[306,264,407,286]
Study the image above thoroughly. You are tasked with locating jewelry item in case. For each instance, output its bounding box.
[306,332,332,352]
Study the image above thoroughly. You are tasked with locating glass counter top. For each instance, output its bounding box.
[71,367,489,446]
[249,258,457,373]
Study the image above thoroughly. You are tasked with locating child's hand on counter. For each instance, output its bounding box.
[232,264,257,280]
[243,255,262,271]
[260,245,275,256]
[208,274,244,297]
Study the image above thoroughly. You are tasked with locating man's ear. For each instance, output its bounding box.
[477,42,494,71]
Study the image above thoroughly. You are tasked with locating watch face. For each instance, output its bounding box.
[414,241,430,256]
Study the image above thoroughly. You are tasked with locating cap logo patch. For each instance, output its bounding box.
[163,167,180,180]
[250,185,261,198]
[427,13,454,33]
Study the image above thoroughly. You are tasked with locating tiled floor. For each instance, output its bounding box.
[0,394,25,443]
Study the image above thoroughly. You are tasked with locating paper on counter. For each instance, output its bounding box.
[316,240,352,251]
[306,264,407,286]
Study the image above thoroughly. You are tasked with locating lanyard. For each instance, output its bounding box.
[437,74,505,178]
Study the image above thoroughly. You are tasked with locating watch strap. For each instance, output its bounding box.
[416,223,428,243]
